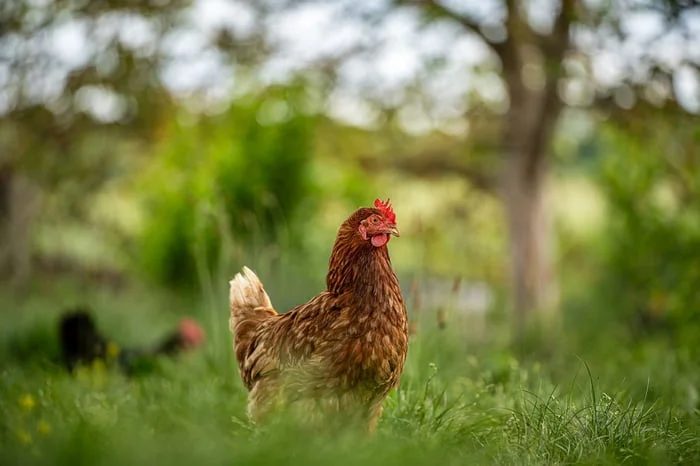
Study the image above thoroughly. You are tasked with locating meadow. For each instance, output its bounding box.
[2,273,698,466]
[3,0,700,464]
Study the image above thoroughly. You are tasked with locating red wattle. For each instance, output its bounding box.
[371,234,389,247]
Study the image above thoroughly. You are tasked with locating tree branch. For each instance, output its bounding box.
[358,152,497,193]
[399,0,511,62]
[539,0,575,58]
[523,0,574,180]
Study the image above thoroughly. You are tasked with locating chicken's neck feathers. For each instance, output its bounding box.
[326,230,401,306]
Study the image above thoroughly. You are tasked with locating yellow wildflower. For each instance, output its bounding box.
[37,419,52,436]
[19,394,36,412]
[106,341,121,360]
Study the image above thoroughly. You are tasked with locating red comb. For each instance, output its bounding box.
[374,198,396,223]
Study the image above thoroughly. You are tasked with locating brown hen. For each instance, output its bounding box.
[229,199,407,431]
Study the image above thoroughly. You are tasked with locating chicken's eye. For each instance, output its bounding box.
[370,216,379,224]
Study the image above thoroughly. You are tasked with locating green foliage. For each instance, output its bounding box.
[138,90,315,287]
[595,122,700,342]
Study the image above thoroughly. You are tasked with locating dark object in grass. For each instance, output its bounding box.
[59,308,205,373]
[59,308,108,370]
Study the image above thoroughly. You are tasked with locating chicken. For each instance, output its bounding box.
[229,199,407,431]
[59,308,205,373]
[59,309,107,371]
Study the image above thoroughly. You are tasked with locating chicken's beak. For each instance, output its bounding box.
[389,225,400,237]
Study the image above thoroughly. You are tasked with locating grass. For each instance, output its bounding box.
[0,277,698,465]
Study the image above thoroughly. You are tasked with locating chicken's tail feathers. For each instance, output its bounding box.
[229,266,273,311]
[229,266,277,338]
[229,267,277,380]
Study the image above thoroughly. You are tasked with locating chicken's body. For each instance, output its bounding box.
[229,204,407,430]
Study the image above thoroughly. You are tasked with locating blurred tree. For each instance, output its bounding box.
[0,0,267,282]
[358,0,700,336]
[407,0,574,330]
[0,0,185,281]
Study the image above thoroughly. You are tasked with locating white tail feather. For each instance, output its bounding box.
[229,266,272,315]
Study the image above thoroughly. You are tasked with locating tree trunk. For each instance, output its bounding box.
[503,150,558,334]
[495,0,572,338]
[0,165,39,285]
[502,69,564,336]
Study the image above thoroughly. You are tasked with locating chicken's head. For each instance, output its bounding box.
[358,198,400,248]
[178,318,206,349]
